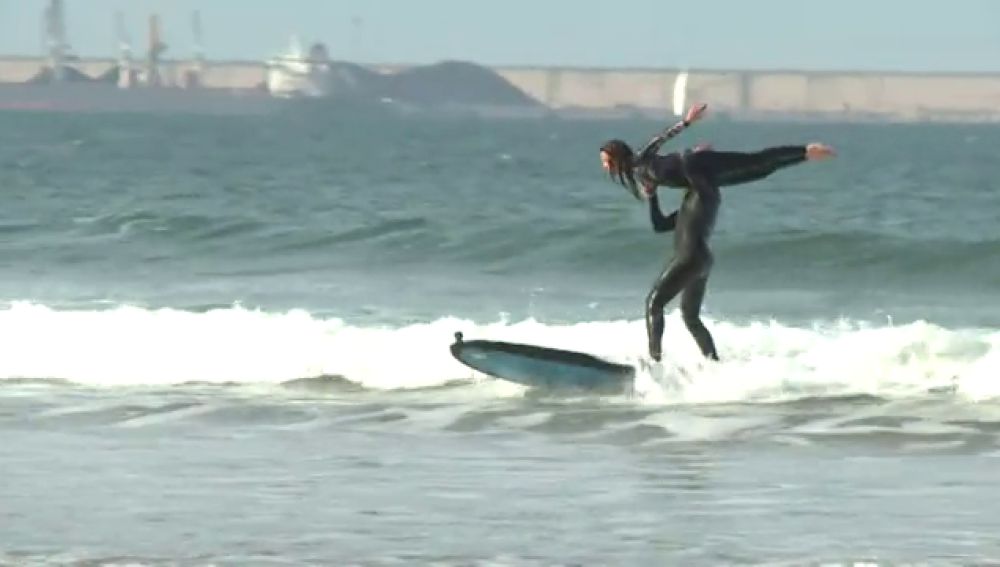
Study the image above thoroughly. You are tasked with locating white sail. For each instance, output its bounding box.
[671,70,688,117]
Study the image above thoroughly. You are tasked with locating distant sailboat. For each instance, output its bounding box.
[672,70,688,117]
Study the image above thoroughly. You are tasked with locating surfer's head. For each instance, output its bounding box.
[599,139,638,196]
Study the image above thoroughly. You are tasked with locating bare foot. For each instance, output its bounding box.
[806,143,835,160]
[648,345,662,362]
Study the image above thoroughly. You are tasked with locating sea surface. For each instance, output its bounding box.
[1,106,999,566]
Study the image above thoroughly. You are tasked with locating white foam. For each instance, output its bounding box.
[0,301,997,404]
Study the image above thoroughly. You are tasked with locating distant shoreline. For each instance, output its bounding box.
[4,52,1000,78]
[0,55,998,123]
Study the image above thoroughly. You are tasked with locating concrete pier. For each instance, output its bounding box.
[493,66,1000,121]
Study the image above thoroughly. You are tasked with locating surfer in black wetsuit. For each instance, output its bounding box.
[599,103,835,362]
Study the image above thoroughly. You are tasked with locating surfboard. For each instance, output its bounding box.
[449,331,634,394]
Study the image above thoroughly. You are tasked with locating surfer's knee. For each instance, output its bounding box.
[681,306,703,328]
[646,271,684,312]
[645,287,664,313]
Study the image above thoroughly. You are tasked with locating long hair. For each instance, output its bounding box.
[600,139,640,200]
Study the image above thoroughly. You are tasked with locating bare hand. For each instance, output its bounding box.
[685,103,708,124]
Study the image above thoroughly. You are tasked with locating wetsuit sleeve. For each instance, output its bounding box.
[636,119,691,162]
[648,194,677,233]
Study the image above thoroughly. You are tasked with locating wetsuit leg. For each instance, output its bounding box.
[680,275,719,361]
[645,256,708,361]
[694,145,808,187]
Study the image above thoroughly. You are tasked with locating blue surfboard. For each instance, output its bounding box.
[449,331,634,394]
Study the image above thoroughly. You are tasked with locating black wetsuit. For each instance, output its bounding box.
[634,121,808,361]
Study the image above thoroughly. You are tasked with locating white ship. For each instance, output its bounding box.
[264,35,333,98]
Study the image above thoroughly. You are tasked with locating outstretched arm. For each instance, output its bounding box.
[635,120,690,162]
[636,103,708,161]
[648,194,677,233]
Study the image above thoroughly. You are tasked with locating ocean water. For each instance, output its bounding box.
[1,106,999,565]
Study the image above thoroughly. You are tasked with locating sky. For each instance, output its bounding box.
[1,0,999,72]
